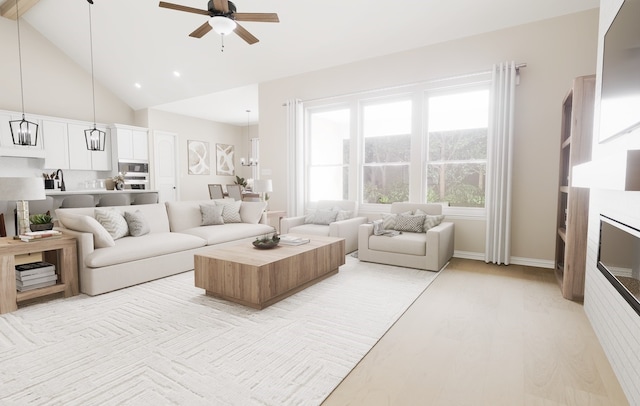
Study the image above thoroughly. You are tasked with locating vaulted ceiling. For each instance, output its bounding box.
[1,0,599,125]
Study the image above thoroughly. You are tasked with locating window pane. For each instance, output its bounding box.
[428,129,487,161]
[363,100,412,137]
[427,163,485,207]
[310,109,350,165]
[363,165,409,204]
[428,90,489,132]
[364,134,411,163]
[309,166,349,202]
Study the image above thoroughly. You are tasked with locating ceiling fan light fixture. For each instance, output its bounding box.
[208,16,236,36]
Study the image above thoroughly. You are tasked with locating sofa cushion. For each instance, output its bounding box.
[84,232,206,268]
[313,209,338,225]
[95,208,129,240]
[200,204,224,226]
[368,232,427,256]
[179,223,274,245]
[124,210,151,237]
[57,212,115,248]
[216,200,242,223]
[165,199,233,232]
[395,214,426,233]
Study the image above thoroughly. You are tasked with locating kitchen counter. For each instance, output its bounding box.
[45,189,157,196]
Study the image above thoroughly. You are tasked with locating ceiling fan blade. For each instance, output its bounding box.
[234,23,259,45]
[159,1,210,16]
[213,0,229,13]
[234,13,279,23]
[189,21,213,38]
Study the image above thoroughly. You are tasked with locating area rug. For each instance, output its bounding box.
[0,256,438,406]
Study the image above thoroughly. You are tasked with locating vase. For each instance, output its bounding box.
[105,179,115,190]
[116,182,124,190]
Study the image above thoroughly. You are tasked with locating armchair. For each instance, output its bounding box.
[358,203,454,271]
[280,200,367,253]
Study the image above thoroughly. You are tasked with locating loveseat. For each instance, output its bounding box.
[279,200,367,253]
[358,202,454,271]
[55,199,273,296]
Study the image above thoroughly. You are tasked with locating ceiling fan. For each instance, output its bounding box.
[159,0,279,45]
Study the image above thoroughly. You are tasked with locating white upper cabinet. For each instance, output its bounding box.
[42,120,69,170]
[112,125,149,162]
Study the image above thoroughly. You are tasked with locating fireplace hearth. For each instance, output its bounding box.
[598,215,640,316]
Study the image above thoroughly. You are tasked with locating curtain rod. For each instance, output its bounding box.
[282,62,527,106]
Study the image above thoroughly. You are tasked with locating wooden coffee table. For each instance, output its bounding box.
[194,236,345,309]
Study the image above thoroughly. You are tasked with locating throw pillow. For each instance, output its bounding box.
[372,219,385,236]
[335,210,353,221]
[57,212,115,248]
[304,210,315,224]
[423,214,445,231]
[381,213,397,230]
[394,214,426,233]
[95,208,129,240]
[313,209,339,225]
[215,200,242,223]
[200,204,224,226]
[124,210,151,237]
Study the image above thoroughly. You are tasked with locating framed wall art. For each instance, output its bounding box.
[216,143,235,176]
[187,140,210,175]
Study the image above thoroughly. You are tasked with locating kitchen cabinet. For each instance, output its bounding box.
[43,120,69,169]
[0,111,45,158]
[112,125,149,162]
[68,124,92,170]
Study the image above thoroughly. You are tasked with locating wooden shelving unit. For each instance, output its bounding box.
[555,75,595,301]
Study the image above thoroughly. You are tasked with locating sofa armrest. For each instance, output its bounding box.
[425,221,455,270]
[54,227,95,272]
[358,222,374,253]
[280,216,305,234]
[328,216,368,253]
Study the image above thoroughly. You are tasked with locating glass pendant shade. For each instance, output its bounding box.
[9,115,38,146]
[209,16,237,35]
[84,127,106,151]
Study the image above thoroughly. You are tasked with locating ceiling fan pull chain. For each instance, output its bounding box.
[221,34,225,52]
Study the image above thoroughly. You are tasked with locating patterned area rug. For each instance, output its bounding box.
[0,257,437,406]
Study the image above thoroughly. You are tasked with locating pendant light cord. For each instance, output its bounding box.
[15,0,26,117]
[88,3,97,128]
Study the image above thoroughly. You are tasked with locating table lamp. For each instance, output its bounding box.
[253,179,273,203]
[0,177,46,235]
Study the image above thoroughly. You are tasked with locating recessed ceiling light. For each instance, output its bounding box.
[173,71,181,77]
[134,83,142,89]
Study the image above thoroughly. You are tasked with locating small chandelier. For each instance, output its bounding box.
[9,0,38,147]
[84,1,106,151]
[241,109,258,166]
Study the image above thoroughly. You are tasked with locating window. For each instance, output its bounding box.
[426,89,489,208]
[362,99,412,204]
[307,108,350,201]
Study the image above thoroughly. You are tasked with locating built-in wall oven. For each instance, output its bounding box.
[118,161,149,189]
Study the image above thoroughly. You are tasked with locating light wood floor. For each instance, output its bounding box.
[323,258,629,406]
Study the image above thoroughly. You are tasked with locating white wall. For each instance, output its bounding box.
[258,10,599,262]
[145,109,252,201]
[583,0,640,403]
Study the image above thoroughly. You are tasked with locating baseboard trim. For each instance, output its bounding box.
[453,251,555,269]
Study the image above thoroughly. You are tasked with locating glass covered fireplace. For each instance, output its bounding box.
[598,215,640,316]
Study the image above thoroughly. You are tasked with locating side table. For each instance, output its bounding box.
[0,235,79,314]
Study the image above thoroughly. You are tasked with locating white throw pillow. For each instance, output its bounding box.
[95,208,129,239]
[57,212,115,248]
[335,210,353,221]
[215,200,242,223]
[423,214,445,231]
[313,209,338,225]
[304,210,315,224]
[239,201,266,224]
[372,219,385,236]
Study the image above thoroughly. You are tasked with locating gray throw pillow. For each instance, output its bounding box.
[313,209,338,225]
[394,214,426,233]
[200,204,224,226]
[124,210,150,237]
[381,213,397,230]
[215,200,242,223]
[95,208,129,240]
[372,219,385,235]
[423,214,445,231]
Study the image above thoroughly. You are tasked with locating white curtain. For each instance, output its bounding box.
[285,99,303,216]
[485,62,517,265]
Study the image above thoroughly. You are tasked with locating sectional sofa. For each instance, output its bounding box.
[55,199,274,296]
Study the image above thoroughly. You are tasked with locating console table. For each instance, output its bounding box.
[0,235,78,314]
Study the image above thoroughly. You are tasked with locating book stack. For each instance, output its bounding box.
[279,235,311,246]
[14,230,63,243]
[15,261,58,292]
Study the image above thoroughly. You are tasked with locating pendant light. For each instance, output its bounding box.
[240,110,258,166]
[84,1,105,151]
[8,0,38,147]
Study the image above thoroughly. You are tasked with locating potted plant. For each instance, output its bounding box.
[29,212,54,232]
[234,175,247,190]
[252,230,280,249]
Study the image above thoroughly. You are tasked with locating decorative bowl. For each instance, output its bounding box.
[252,235,280,249]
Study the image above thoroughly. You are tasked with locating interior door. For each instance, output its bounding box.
[153,131,178,202]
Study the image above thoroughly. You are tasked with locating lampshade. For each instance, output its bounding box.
[0,177,46,236]
[209,16,237,35]
[253,179,272,194]
[0,177,46,201]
